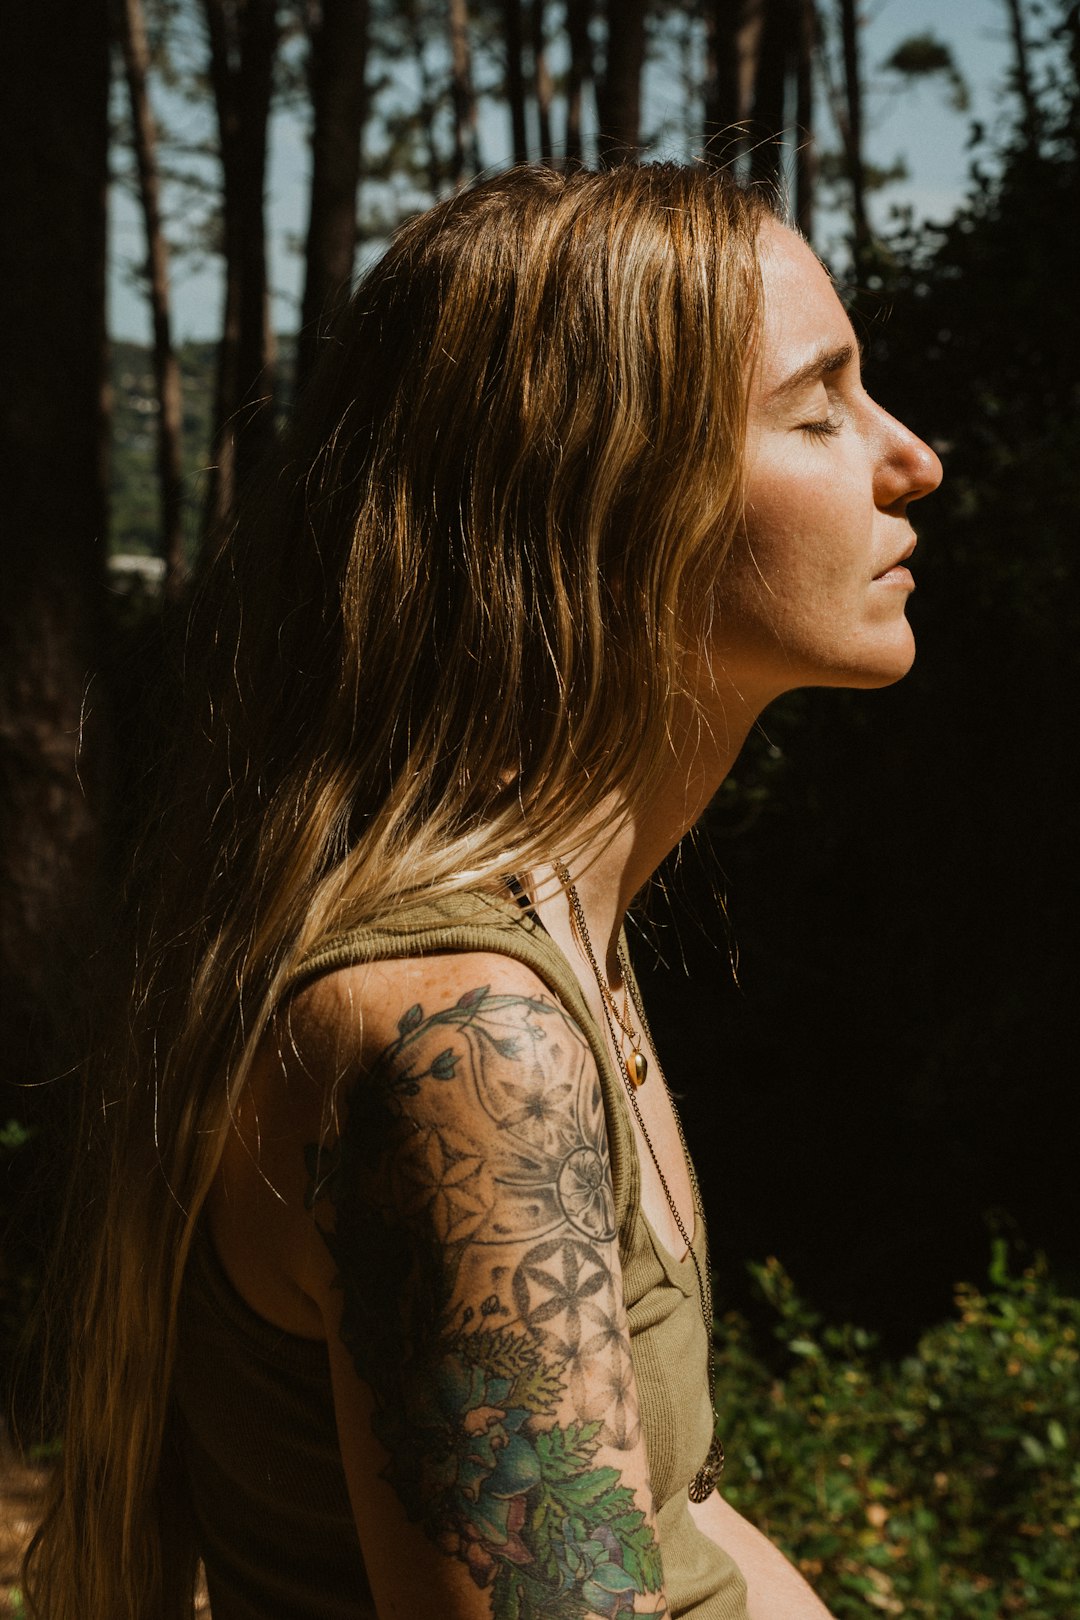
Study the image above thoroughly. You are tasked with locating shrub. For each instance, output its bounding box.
[713,1245,1079,1618]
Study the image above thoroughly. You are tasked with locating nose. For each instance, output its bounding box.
[875,411,943,512]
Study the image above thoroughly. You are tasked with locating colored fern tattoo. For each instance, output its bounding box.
[304,985,665,1619]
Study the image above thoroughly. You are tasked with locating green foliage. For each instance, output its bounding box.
[109,335,297,564]
[880,33,970,113]
[0,1121,35,1154]
[714,1251,1080,1618]
[109,339,215,562]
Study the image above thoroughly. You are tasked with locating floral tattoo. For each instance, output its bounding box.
[304,985,666,1619]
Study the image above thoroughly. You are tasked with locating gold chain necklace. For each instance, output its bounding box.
[552,859,724,1501]
[561,870,648,1088]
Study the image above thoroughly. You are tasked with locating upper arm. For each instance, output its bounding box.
[298,952,668,1619]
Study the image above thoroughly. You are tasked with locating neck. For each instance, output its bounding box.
[526,688,761,984]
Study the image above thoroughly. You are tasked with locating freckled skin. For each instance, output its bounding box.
[304,984,665,1620]
[709,220,943,706]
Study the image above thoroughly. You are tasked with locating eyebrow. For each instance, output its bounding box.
[764,340,861,405]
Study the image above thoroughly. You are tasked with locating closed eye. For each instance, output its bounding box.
[800,414,842,440]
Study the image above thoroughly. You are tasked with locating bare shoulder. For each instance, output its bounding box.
[296,949,618,1325]
[209,950,602,1320]
[284,949,591,1115]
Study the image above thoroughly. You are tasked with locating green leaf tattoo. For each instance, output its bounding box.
[304,986,663,1618]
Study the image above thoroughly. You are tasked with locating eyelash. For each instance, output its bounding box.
[800,414,842,440]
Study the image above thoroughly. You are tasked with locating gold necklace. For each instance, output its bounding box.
[552,859,724,1501]
[558,864,648,1088]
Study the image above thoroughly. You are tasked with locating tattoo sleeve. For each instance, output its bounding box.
[304,982,667,1619]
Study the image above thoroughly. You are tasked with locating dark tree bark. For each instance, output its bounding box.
[1003,0,1041,150]
[1064,0,1080,96]
[0,0,110,1096]
[502,0,528,163]
[837,0,871,274]
[448,0,481,188]
[794,0,817,236]
[747,0,788,191]
[201,0,280,532]
[703,0,745,161]
[296,0,370,394]
[564,0,593,164]
[404,0,443,197]
[706,0,817,233]
[531,0,554,164]
[116,0,187,597]
[596,0,648,162]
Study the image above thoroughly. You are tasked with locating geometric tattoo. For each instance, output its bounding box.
[303,984,665,1618]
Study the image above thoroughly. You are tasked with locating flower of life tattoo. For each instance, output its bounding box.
[304,983,664,1619]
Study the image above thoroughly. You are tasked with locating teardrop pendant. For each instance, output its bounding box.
[627,1048,648,1088]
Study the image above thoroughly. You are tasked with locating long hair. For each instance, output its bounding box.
[23,161,770,1618]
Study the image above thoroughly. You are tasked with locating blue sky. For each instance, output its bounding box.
[109,0,1019,343]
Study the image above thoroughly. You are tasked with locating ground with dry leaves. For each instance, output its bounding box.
[0,1429,210,1616]
[0,1428,45,1618]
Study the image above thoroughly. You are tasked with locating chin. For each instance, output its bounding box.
[810,624,917,692]
[837,638,917,691]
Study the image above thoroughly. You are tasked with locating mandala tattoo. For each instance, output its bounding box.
[513,1236,639,1451]
[304,983,663,1620]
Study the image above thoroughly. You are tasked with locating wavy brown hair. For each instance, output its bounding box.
[22,161,770,1618]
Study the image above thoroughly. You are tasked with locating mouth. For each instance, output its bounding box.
[873,535,917,582]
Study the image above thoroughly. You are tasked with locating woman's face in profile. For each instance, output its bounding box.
[710,219,943,705]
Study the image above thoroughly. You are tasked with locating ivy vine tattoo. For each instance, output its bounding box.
[304,984,663,1619]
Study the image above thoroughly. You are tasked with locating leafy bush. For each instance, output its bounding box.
[714,1245,1079,1617]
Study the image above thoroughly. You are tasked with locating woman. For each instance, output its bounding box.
[24,162,940,1619]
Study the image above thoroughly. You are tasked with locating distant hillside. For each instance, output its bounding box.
[110,337,295,564]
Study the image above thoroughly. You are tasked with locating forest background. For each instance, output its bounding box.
[1,0,1078,1615]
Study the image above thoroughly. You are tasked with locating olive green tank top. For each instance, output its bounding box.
[174,888,749,1620]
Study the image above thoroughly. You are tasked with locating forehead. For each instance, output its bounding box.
[754,219,856,394]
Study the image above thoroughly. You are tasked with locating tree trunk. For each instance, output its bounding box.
[704,0,744,162]
[115,0,186,597]
[404,0,443,197]
[794,0,817,237]
[706,0,816,230]
[705,0,773,172]
[564,0,593,165]
[201,0,279,533]
[448,0,481,188]
[0,0,110,1098]
[502,0,528,164]
[233,0,278,492]
[203,0,243,533]
[596,0,648,162]
[1003,0,1041,151]
[296,0,370,394]
[747,0,789,191]
[1064,0,1079,99]
[837,0,870,274]
[531,0,554,164]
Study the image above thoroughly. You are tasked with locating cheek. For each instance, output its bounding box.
[743,450,874,586]
[705,435,916,694]
[710,462,889,682]
[728,491,850,626]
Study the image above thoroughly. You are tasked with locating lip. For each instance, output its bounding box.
[873,536,916,582]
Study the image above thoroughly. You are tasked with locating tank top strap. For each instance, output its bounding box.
[283,887,641,1247]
